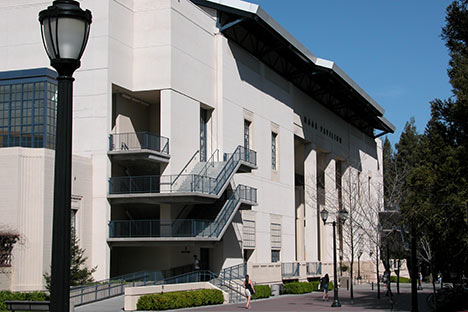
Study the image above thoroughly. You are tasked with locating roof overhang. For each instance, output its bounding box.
[191,0,395,137]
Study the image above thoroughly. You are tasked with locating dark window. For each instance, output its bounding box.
[244,120,250,150]
[271,132,277,170]
[271,250,280,263]
[200,108,208,161]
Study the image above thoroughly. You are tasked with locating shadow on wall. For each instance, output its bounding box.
[229,41,379,166]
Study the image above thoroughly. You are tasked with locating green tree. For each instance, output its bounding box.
[44,232,96,289]
[399,0,468,285]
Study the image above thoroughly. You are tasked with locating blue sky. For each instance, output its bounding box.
[248,0,453,145]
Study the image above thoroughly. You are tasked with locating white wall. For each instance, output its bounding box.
[0,148,92,291]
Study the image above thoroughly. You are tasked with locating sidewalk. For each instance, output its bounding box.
[180,283,433,312]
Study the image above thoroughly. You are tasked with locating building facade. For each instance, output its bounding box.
[0,0,394,291]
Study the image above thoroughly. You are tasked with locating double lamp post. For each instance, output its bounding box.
[320,208,349,308]
[38,1,92,311]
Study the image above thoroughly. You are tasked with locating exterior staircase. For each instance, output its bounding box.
[108,184,257,240]
[108,145,257,198]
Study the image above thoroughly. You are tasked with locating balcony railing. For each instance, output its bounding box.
[223,145,257,167]
[237,184,257,203]
[108,174,216,195]
[281,262,300,277]
[109,132,169,155]
[109,219,213,238]
[306,262,322,275]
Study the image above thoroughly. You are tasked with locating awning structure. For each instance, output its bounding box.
[191,0,395,138]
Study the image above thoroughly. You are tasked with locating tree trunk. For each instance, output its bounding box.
[376,245,380,299]
[411,226,418,312]
[396,258,400,294]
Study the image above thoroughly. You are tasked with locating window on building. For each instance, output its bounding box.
[368,176,372,201]
[71,209,77,236]
[0,69,57,149]
[271,132,277,170]
[243,220,256,249]
[270,222,281,251]
[244,120,250,150]
[271,250,280,263]
[200,108,208,161]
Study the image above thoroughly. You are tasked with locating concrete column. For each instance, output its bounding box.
[322,153,336,263]
[160,204,172,237]
[295,186,305,262]
[304,144,318,262]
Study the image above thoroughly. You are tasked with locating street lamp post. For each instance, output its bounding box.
[39,2,91,311]
[321,208,349,308]
[357,250,363,280]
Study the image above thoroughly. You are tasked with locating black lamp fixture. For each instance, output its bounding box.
[321,207,349,308]
[39,0,92,76]
[39,2,91,312]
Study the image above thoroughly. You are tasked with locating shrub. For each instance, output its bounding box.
[0,291,49,311]
[283,282,314,294]
[136,289,223,311]
[389,276,411,283]
[254,285,271,299]
[282,281,334,295]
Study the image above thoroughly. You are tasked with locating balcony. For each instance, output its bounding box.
[108,146,257,204]
[108,174,218,204]
[108,132,170,163]
[109,219,213,239]
[108,185,257,242]
[224,145,257,173]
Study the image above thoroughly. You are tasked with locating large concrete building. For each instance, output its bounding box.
[0,0,394,291]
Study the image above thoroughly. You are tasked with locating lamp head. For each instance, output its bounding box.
[39,0,92,76]
[320,208,329,225]
[339,208,349,224]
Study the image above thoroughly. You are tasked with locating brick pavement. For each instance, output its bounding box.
[180,283,433,312]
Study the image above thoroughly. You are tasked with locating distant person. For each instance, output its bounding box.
[193,255,200,270]
[438,272,443,286]
[320,273,330,301]
[418,272,423,290]
[243,274,255,309]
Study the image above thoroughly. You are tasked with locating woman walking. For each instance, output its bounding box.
[244,274,255,309]
[320,273,330,301]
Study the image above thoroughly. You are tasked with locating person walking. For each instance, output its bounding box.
[193,255,200,270]
[418,272,423,290]
[243,274,255,309]
[320,273,330,301]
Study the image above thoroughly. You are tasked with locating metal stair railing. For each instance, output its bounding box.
[108,146,256,197]
[208,185,257,237]
[69,271,161,307]
[198,149,219,176]
[108,185,256,239]
[152,269,246,303]
[171,150,200,188]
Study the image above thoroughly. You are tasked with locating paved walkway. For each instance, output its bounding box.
[74,295,124,312]
[180,283,433,312]
[73,282,434,311]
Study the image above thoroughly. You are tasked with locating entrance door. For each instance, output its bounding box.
[200,248,209,270]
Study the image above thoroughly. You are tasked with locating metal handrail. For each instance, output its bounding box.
[69,270,162,307]
[171,150,199,187]
[109,219,213,238]
[108,174,217,195]
[109,132,169,154]
[198,149,219,176]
